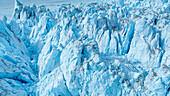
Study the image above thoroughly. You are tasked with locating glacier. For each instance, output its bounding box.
[0,0,170,96]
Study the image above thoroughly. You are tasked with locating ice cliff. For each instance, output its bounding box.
[0,0,170,96]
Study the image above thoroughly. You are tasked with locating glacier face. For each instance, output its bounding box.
[0,0,170,96]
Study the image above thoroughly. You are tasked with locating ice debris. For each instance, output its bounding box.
[0,0,170,96]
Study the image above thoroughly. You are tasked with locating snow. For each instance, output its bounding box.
[0,0,170,96]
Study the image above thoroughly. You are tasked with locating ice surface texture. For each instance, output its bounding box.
[0,0,170,96]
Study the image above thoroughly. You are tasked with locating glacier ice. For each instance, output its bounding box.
[0,0,170,96]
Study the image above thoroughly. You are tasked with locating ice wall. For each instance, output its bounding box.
[0,0,169,95]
